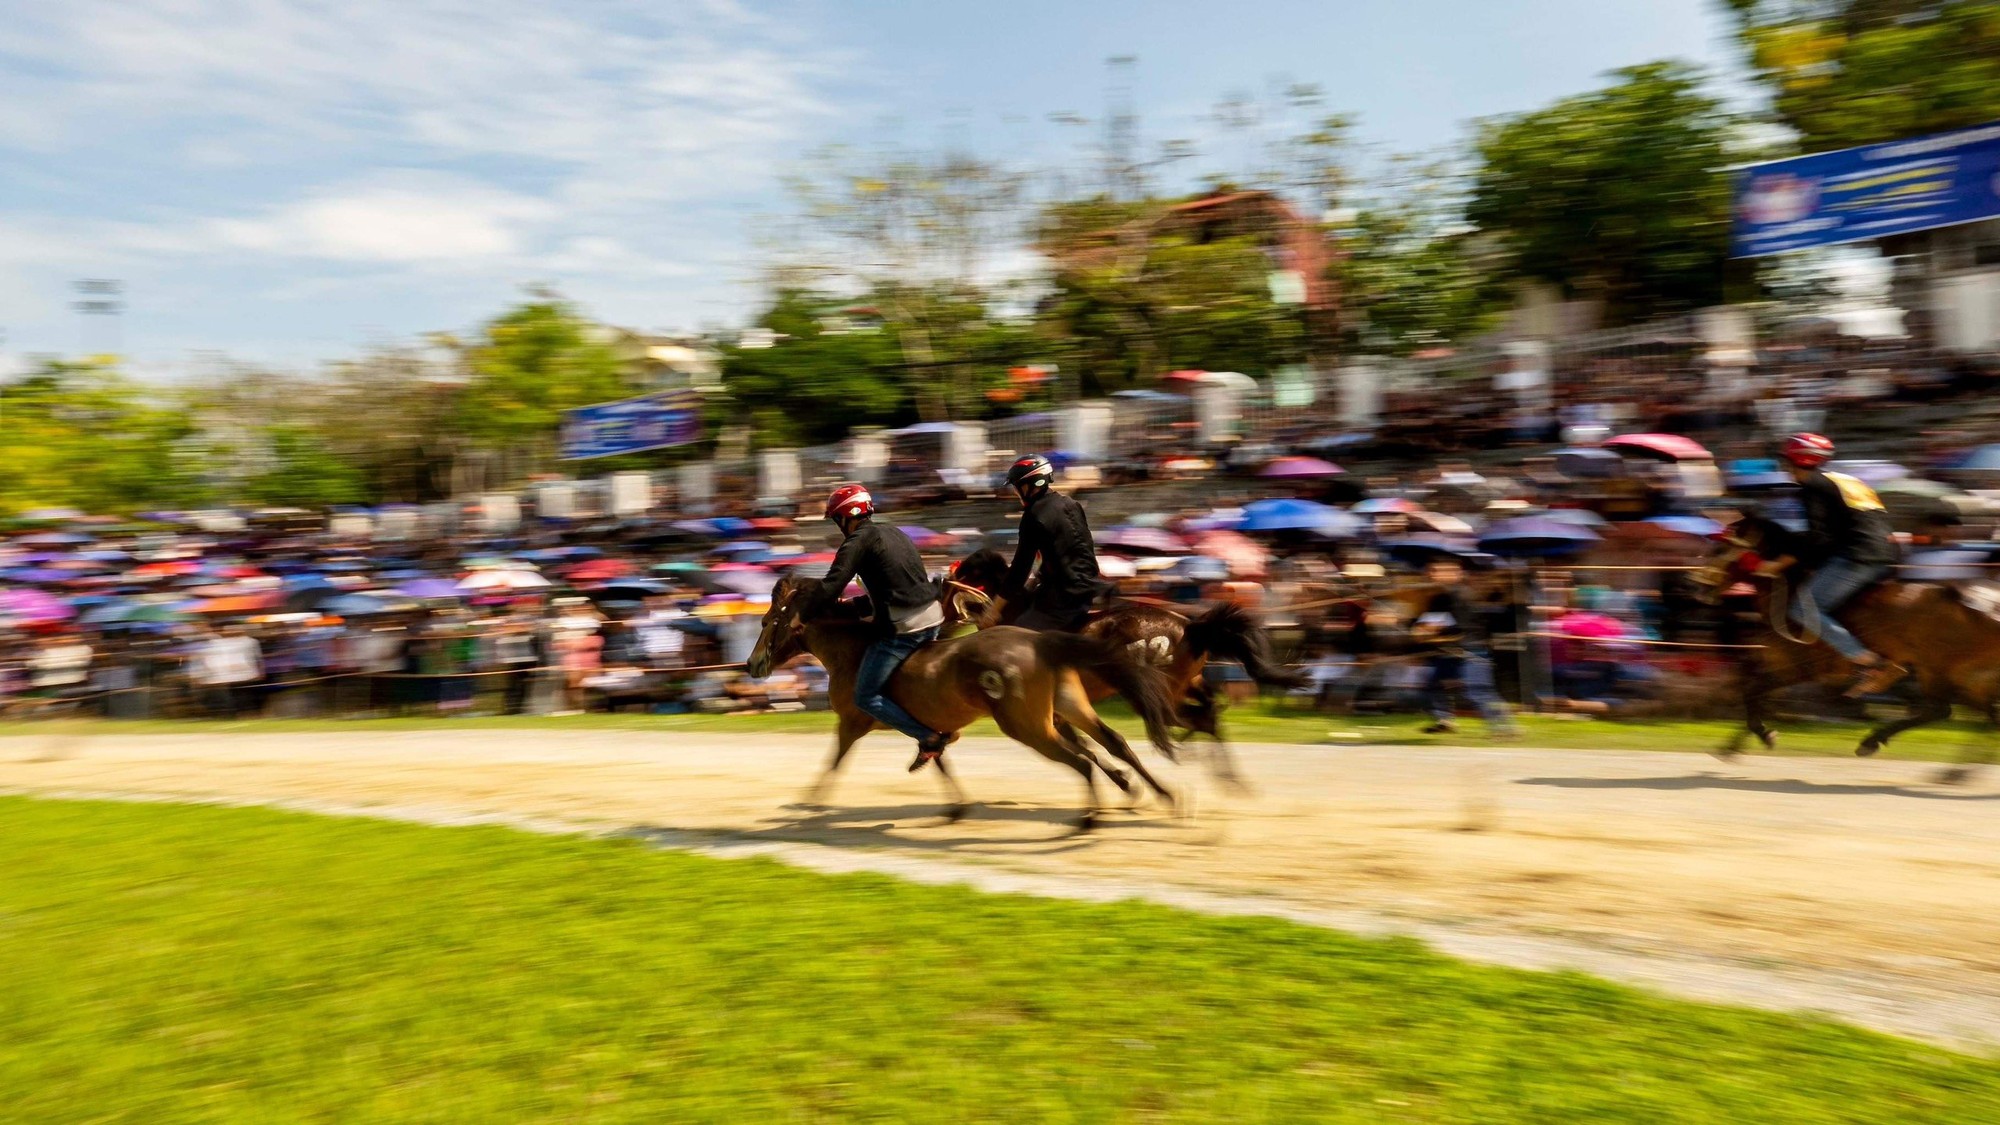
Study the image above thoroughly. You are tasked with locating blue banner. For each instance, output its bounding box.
[559,391,702,460]
[1732,121,2000,257]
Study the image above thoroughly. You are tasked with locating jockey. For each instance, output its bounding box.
[1762,433,1906,696]
[813,484,953,771]
[988,453,1106,631]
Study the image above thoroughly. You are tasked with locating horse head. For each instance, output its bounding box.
[746,575,813,678]
[951,547,1009,594]
[1692,514,1783,605]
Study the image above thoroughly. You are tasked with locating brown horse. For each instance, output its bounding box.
[949,548,1307,791]
[746,575,1185,830]
[1700,514,1999,782]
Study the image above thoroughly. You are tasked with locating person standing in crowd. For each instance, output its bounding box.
[1404,558,1519,740]
[192,623,264,719]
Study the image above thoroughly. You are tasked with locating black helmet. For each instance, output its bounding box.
[1005,453,1055,493]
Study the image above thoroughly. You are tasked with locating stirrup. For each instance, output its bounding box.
[1844,660,1908,699]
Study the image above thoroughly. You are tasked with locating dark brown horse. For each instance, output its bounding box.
[746,575,1185,830]
[1699,514,1999,782]
[949,548,1307,790]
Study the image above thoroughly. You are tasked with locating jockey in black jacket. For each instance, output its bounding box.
[814,483,953,771]
[987,453,1107,631]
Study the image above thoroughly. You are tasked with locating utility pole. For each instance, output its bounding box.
[1104,55,1138,201]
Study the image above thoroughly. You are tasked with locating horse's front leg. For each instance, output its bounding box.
[805,711,874,807]
[1720,661,1777,759]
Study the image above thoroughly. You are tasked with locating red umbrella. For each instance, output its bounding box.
[567,558,637,582]
[1604,433,1712,461]
[1260,456,1344,479]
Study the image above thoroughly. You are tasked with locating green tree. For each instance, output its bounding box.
[1723,1,2000,149]
[0,361,206,516]
[1467,62,1737,323]
[453,295,629,481]
[1336,155,1504,355]
[719,290,915,445]
[242,425,367,508]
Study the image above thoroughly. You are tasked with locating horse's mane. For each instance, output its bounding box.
[1732,511,1801,559]
[771,572,869,625]
[954,547,1009,591]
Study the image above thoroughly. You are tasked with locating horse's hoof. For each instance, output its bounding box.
[1856,739,1882,758]
[1934,766,1973,786]
[1105,768,1133,794]
[1757,730,1778,751]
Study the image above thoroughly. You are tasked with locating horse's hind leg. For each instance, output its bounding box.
[1858,691,1949,758]
[1055,676,1174,811]
[993,704,1102,833]
[1936,700,1998,785]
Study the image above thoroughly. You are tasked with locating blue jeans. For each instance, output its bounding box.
[1424,652,1515,730]
[1793,557,1889,661]
[854,627,941,742]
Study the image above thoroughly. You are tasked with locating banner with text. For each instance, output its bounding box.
[1732,121,2000,257]
[559,391,702,460]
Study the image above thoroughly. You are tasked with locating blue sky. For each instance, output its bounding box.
[0,0,1740,373]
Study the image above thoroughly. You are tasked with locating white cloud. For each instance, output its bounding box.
[0,0,858,352]
[206,176,553,264]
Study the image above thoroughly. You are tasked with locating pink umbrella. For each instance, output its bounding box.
[1193,531,1270,579]
[1260,456,1344,479]
[1099,527,1190,555]
[0,588,74,624]
[1603,433,1711,462]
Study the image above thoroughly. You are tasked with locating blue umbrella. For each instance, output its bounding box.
[1645,515,1726,538]
[1951,444,2000,471]
[1379,536,1493,568]
[1541,508,1609,528]
[1237,498,1361,538]
[1902,548,2000,582]
[396,579,466,600]
[1167,556,1231,581]
[714,540,770,554]
[320,593,415,617]
[1477,517,1601,557]
[1726,472,1797,492]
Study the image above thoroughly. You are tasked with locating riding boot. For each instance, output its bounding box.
[1845,657,1909,699]
[907,730,959,773]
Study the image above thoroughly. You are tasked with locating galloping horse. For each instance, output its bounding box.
[949,548,1307,790]
[1700,513,2000,781]
[746,575,1184,830]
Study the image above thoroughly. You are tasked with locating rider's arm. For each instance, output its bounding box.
[1001,512,1042,601]
[812,528,868,610]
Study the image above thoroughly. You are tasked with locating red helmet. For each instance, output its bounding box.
[1783,432,1834,468]
[824,483,874,523]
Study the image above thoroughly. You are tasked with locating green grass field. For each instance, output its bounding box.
[6,702,1992,764]
[5,797,1997,1123]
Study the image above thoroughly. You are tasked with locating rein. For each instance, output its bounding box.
[1766,570,1822,647]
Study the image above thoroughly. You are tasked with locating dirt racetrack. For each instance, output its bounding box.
[6,727,1999,1049]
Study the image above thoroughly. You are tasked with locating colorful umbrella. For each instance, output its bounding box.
[1191,531,1269,579]
[1352,497,1421,515]
[1603,433,1712,462]
[1236,499,1362,538]
[1477,517,1602,557]
[1259,456,1343,479]
[1098,527,1190,555]
[456,569,552,592]
[0,588,75,624]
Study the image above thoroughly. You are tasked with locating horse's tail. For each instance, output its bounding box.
[1184,603,1308,690]
[1036,632,1181,758]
